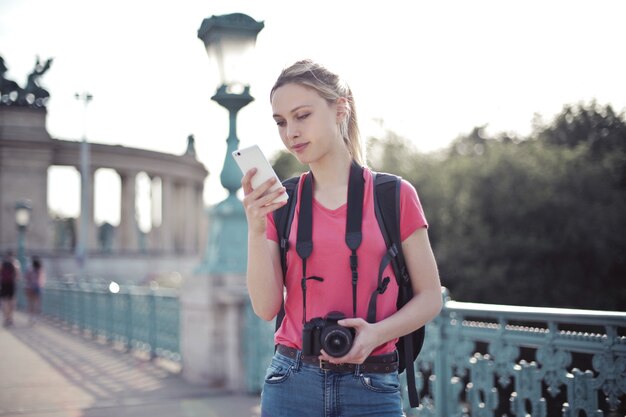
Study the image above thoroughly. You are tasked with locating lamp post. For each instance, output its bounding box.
[15,200,32,273]
[196,13,264,274]
[75,91,92,278]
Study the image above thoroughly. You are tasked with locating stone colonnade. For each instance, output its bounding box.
[0,107,208,255]
[78,167,205,253]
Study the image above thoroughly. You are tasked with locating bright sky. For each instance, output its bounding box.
[1,0,625,225]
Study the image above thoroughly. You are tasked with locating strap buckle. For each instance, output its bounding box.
[319,359,331,370]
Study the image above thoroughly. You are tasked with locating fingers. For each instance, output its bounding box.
[241,169,280,199]
[243,181,286,210]
[241,168,257,195]
[338,318,364,329]
[252,195,288,217]
[242,177,287,233]
[318,318,373,365]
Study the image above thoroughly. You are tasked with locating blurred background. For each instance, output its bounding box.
[1,1,625,415]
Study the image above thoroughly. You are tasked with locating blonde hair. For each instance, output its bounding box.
[270,59,363,165]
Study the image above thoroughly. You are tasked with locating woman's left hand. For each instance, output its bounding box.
[318,318,382,364]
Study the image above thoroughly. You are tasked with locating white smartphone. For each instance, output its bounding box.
[232,145,289,203]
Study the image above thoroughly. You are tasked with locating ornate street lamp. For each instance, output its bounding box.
[15,200,32,272]
[198,13,264,198]
[196,13,264,274]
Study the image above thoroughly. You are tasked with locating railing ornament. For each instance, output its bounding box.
[562,369,604,417]
[488,338,520,387]
[510,360,547,417]
[425,374,464,417]
[536,344,572,396]
[592,351,626,411]
[466,353,499,417]
[446,315,474,377]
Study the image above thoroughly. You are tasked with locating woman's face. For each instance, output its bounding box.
[271,83,342,165]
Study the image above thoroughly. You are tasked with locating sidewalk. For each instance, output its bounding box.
[0,312,261,417]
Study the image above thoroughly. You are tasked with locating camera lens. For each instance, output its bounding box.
[321,327,353,357]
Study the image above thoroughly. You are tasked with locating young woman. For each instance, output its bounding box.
[242,59,442,416]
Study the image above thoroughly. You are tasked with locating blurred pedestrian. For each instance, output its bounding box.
[1,251,20,327]
[24,256,45,322]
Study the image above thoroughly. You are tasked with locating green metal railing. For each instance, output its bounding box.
[35,281,180,362]
[243,290,626,416]
[19,281,626,415]
[404,291,626,416]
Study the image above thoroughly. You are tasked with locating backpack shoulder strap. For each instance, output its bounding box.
[372,172,409,285]
[272,176,300,332]
[372,171,423,408]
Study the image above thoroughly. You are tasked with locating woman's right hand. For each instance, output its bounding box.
[242,168,288,236]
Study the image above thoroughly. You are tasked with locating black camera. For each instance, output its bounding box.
[301,311,355,358]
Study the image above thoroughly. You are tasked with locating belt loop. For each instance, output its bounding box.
[295,348,302,371]
[354,363,361,376]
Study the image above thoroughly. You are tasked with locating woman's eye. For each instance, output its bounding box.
[297,113,310,120]
[276,120,286,127]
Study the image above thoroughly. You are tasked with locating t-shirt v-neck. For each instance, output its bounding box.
[312,198,347,216]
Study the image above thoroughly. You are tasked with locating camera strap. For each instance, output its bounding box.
[296,162,364,323]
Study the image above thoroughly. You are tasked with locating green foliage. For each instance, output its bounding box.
[367,102,626,310]
[270,149,307,180]
[534,101,626,157]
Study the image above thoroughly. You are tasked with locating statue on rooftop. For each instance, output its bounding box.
[17,56,54,108]
[185,134,197,156]
[0,56,22,105]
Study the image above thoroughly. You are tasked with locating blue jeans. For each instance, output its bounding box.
[261,349,404,417]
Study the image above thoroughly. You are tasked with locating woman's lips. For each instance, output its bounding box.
[292,143,309,153]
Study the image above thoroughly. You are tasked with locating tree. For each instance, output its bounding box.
[534,101,626,156]
[366,104,626,310]
[270,149,307,180]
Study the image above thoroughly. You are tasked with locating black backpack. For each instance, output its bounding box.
[272,170,425,408]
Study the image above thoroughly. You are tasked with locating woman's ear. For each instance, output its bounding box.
[335,97,349,123]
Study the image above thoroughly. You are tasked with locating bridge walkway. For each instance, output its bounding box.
[0,312,261,417]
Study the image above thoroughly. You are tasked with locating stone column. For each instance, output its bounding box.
[173,181,184,253]
[195,182,205,254]
[76,167,96,254]
[180,273,248,389]
[87,168,97,250]
[160,175,174,253]
[147,174,160,251]
[0,107,53,252]
[184,181,196,254]
[118,170,138,252]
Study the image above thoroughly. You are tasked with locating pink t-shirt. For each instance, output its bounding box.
[266,168,428,355]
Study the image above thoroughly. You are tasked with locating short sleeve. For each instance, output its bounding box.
[399,179,428,241]
[266,212,279,242]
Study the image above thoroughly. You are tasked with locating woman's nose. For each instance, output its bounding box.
[287,125,299,140]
